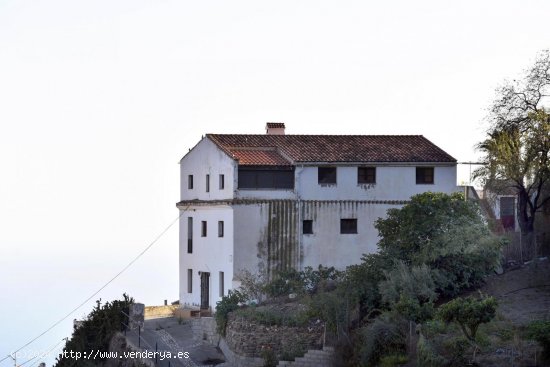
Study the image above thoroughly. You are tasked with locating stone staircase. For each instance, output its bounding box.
[277,347,334,367]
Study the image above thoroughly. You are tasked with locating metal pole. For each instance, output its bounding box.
[138,326,141,348]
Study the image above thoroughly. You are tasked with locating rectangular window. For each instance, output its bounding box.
[219,271,224,298]
[218,221,224,237]
[201,221,207,237]
[187,269,193,293]
[318,167,337,184]
[303,220,313,234]
[219,174,225,190]
[358,167,376,184]
[238,168,294,189]
[416,167,434,184]
[188,175,194,189]
[340,219,358,234]
[206,174,210,192]
[187,217,193,253]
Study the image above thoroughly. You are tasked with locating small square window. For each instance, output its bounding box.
[340,219,357,234]
[358,167,376,184]
[218,221,224,237]
[201,221,207,237]
[206,174,210,192]
[219,174,225,190]
[188,175,194,189]
[303,220,313,234]
[318,167,337,184]
[416,167,434,184]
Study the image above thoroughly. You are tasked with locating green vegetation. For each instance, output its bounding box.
[474,50,550,236]
[527,320,550,360]
[216,192,518,365]
[437,296,498,342]
[54,294,134,367]
[214,289,247,336]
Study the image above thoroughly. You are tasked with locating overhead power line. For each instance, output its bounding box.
[0,208,188,364]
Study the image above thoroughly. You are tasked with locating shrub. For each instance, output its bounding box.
[358,313,408,366]
[55,294,134,367]
[263,268,303,297]
[437,296,497,342]
[235,269,267,301]
[526,320,550,360]
[379,354,408,367]
[417,334,447,367]
[215,289,247,336]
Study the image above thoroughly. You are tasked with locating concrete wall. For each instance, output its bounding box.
[179,204,234,308]
[300,201,400,270]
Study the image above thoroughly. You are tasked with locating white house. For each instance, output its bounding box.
[177,123,459,310]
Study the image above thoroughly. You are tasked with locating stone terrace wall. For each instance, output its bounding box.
[225,313,324,358]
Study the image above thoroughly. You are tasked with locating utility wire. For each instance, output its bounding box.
[19,337,68,367]
[1,208,188,364]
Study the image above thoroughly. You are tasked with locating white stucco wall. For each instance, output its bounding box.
[300,202,399,269]
[296,165,458,201]
[179,205,234,308]
[179,137,236,201]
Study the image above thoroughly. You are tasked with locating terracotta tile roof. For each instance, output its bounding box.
[231,149,292,166]
[207,134,456,165]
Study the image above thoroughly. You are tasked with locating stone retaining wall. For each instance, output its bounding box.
[225,313,324,359]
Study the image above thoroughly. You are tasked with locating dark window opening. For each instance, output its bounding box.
[416,167,434,184]
[303,220,313,234]
[238,167,294,189]
[340,219,357,234]
[219,174,225,190]
[358,167,376,184]
[188,175,194,189]
[187,269,193,293]
[187,217,193,253]
[206,174,210,192]
[201,221,207,237]
[218,221,224,237]
[219,271,224,297]
[318,167,337,184]
[500,197,515,231]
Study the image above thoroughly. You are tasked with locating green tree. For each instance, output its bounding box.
[475,50,550,235]
[55,294,134,367]
[374,192,503,297]
[437,296,497,342]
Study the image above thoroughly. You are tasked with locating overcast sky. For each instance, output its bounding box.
[1,0,549,365]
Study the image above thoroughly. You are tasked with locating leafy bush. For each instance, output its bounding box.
[358,313,408,366]
[437,296,497,342]
[233,306,309,327]
[235,269,267,301]
[375,193,503,298]
[380,262,437,304]
[263,266,341,298]
[279,344,307,361]
[417,334,447,367]
[379,354,408,367]
[215,289,248,336]
[263,268,303,297]
[526,320,550,360]
[393,294,435,323]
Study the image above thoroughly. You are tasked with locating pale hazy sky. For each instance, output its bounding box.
[1,0,549,365]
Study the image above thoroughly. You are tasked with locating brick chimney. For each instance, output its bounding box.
[266,122,285,135]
